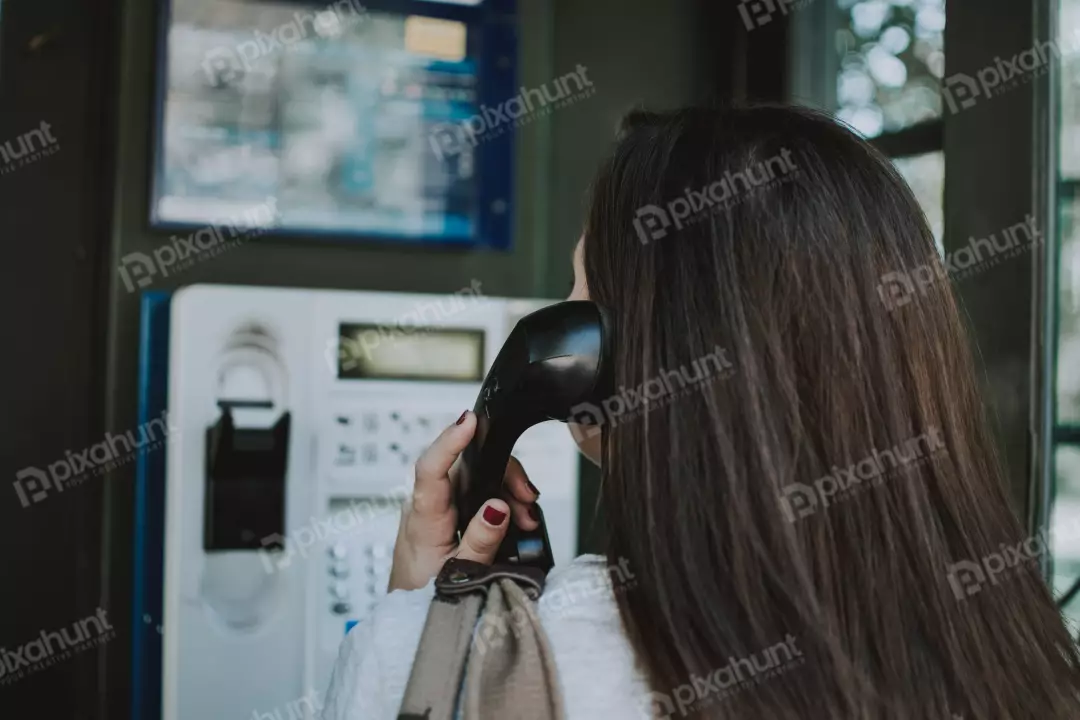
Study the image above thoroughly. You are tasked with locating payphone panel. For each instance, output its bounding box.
[160,285,579,720]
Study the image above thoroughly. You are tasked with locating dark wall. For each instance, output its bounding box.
[0,0,118,718]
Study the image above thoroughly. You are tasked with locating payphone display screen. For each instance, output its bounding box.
[152,0,489,244]
[337,323,484,381]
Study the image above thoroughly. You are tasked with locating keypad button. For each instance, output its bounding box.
[335,444,357,466]
[329,544,347,560]
[331,602,352,615]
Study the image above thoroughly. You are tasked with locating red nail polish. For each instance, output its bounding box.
[456,410,468,425]
[483,506,507,525]
[525,479,540,497]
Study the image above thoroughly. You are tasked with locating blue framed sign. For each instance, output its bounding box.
[149,0,517,248]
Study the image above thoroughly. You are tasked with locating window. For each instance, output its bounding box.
[835,0,946,138]
[845,0,946,247]
[792,0,947,245]
[1051,0,1080,630]
[893,150,945,241]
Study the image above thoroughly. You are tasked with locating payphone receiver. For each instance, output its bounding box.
[456,301,614,573]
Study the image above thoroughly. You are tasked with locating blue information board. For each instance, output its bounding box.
[149,0,517,248]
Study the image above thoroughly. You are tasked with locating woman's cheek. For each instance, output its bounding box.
[569,424,602,466]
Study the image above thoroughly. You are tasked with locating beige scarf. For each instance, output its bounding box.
[397,559,565,720]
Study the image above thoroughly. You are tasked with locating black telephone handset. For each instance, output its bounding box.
[455,301,614,573]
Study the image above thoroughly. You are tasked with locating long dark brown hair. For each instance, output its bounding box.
[582,105,1080,718]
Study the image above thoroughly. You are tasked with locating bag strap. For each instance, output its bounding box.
[397,558,564,720]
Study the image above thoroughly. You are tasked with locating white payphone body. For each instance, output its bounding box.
[162,285,581,720]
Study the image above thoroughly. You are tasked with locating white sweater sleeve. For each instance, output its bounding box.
[320,580,436,720]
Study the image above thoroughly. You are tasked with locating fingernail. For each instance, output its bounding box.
[482,505,507,525]
[528,505,540,522]
[525,479,540,498]
[456,410,469,425]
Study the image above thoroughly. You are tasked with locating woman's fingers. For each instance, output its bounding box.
[389,415,553,587]
[455,499,512,564]
[411,411,475,519]
[503,456,541,531]
[503,494,541,531]
[503,456,541,503]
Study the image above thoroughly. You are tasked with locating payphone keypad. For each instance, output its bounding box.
[329,409,460,477]
[317,497,403,661]
[320,404,456,634]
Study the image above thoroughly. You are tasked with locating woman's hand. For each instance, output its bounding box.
[388,410,542,592]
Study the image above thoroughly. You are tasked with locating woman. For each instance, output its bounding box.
[322,106,1080,718]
